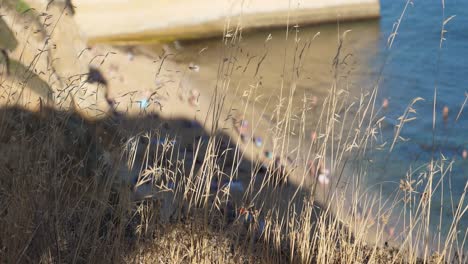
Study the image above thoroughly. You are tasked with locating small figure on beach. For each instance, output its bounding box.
[443,106,449,121]
[86,66,115,107]
[188,89,200,107]
[310,131,317,142]
[234,118,250,143]
[87,66,108,86]
[239,206,259,225]
[317,174,329,185]
[127,49,135,61]
[382,98,389,110]
[138,90,154,109]
[239,119,248,131]
[253,136,263,147]
[462,149,467,160]
[173,40,183,50]
[311,95,318,106]
[318,161,330,185]
[240,134,249,143]
[308,160,330,185]
[387,226,396,238]
[188,63,200,72]
[139,98,149,109]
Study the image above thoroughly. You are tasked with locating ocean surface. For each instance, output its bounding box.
[370,0,468,244]
[172,1,467,248]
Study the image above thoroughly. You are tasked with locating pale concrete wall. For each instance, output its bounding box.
[69,0,379,44]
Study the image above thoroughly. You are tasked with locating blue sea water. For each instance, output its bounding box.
[365,0,468,245]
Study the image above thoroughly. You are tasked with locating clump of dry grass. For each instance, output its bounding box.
[0,1,467,264]
[0,107,133,263]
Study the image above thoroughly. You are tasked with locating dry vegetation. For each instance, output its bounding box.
[0,1,466,263]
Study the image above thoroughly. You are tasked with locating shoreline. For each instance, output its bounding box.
[72,0,380,45]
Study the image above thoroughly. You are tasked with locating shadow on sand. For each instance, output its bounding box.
[0,105,345,263]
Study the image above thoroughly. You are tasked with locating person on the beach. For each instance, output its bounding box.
[86,66,115,107]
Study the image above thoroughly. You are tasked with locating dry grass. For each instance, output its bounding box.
[0,1,467,264]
